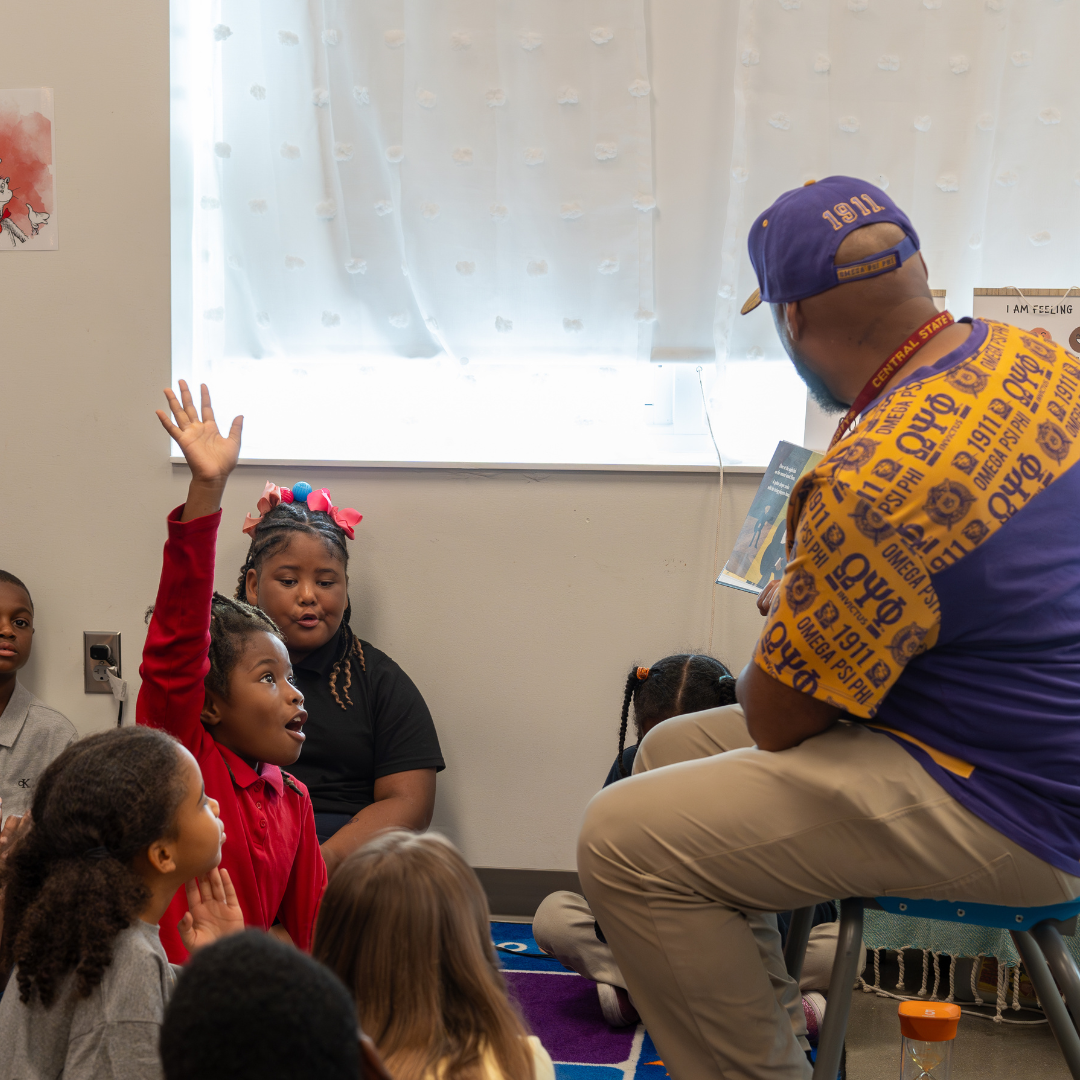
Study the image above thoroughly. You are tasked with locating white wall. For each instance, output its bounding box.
[1,0,768,870]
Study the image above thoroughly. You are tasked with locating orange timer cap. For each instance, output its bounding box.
[898,1001,961,1042]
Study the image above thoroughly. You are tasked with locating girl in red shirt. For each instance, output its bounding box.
[138,382,326,962]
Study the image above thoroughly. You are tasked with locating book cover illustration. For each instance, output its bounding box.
[716,440,823,595]
[0,88,56,251]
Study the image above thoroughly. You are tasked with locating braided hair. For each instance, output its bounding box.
[207,592,285,700]
[0,727,188,1006]
[234,500,365,709]
[616,654,737,777]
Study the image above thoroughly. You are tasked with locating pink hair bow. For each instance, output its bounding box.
[307,488,362,539]
[242,481,285,536]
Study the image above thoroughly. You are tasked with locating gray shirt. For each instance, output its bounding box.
[0,681,77,823]
[0,920,177,1080]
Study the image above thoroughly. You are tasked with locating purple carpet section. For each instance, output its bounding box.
[504,971,638,1065]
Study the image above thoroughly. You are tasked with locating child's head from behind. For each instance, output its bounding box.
[0,727,222,1006]
[0,570,34,677]
[618,653,737,775]
[236,491,366,710]
[161,931,377,1080]
[314,830,534,1080]
[199,593,307,768]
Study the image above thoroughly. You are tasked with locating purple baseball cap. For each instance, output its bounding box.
[740,176,920,314]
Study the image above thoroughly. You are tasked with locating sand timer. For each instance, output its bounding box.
[898,1001,961,1080]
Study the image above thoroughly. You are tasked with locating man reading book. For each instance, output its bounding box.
[578,176,1080,1080]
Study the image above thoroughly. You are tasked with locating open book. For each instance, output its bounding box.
[715,441,823,595]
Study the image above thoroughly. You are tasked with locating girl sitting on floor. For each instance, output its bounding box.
[314,830,553,1080]
[534,654,837,1029]
[0,727,242,1079]
[142,382,325,961]
[235,480,444,874]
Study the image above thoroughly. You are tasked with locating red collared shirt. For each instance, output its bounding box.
[137,507,327,963]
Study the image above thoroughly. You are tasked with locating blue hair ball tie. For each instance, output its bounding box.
[291,481,313,503]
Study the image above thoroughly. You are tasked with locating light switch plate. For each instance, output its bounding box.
[83,632,121,694]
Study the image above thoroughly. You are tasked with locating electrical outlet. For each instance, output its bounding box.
[84,632,121,694]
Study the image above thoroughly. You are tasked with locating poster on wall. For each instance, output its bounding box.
[973,289,1079,356]
[0,88,56,251]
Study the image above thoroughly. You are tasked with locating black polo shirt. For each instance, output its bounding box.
[288,628,444,816]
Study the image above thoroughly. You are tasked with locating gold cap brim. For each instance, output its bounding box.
[740,287,762,315]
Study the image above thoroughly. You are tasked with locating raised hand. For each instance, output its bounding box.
[156,380,243,485]
[177,867,245,953]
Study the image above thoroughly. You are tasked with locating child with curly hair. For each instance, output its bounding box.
[0,726,242,1079]
[139,382,326,961]
[314,830,553,1080]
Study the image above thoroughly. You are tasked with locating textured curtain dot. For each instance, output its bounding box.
[385,29,405,48]
[249,198,268,214]
[748,346,765,359]
[421,202,440,219]
[278,30,299,45]
[416,88,437,108]
[732,166,748,182]
[456,261,476,276]
[923,0,942,7]
[322,311,341,327]
[214,142,232,158]
[949,54,969,74]
[633,194,656,211]
[227,254,243,269]
[333,143,354,161]
[628,79,651,97]
[635,308,656,323]
[718,284,734,299]
[778,0,801,8]
[353,86,370,105]
[1038,107,1061,125]
[997,170,1018,186]
[598,257,620,274]
[968,234,982,249]
[814,53,831,73]
[426,316,439,330]
[280,143,300,160]
[848,0,868,10]
[527,259,549,276]
[201,196,220,210]
[374,200,394,216]
[315,199,337,219]
[518,30,542,50]
[213,24,232,41]
[386,145,405,162]
[557,87,579,105]
[450,30,471,48]
[1011,50,1032,66]
[495,316,513,332]
[976,113,994,131]
[914,116,931,131]
[453,147,474,165]
[485,88,506,107]
[389,312,410,328]
[250,84,266,100]
[285,255,305,269]
[345,258,367,274]
[936,173,959,192]
[986,0,1006,9]
[560,202,584,219]
[322,28,340,45]
[590,27,614,44]
[838,116,859,132]
[490,204,509,221]
[563,318,584,332]
[204,307,225,320]
[769,112,791,130]
[1030,231,1050,246]
[313,89,329,107]
[594,142,618,161]
[741,47,760,66]
[878,54,900,70]
[256,311,270,326]
[877,173,890,189]
[524,147,546,165]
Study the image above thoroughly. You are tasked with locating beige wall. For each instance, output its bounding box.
[1,0,767,870]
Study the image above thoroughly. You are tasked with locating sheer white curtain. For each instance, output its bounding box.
[175,0,654,372]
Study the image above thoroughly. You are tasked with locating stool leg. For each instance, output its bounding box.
[1012,930,1080,1080]
[813,898,864,1080]
[784,906,815,983]
[1031,921,1080,1034]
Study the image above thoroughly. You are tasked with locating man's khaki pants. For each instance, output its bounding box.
[577,704,1080,1080]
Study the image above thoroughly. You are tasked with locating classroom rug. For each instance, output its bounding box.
[491,921,668,1080]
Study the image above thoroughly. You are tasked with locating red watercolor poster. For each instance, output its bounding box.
[0,88,56,251]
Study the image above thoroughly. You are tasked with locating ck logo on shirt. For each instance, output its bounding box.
[17,778,30,788]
